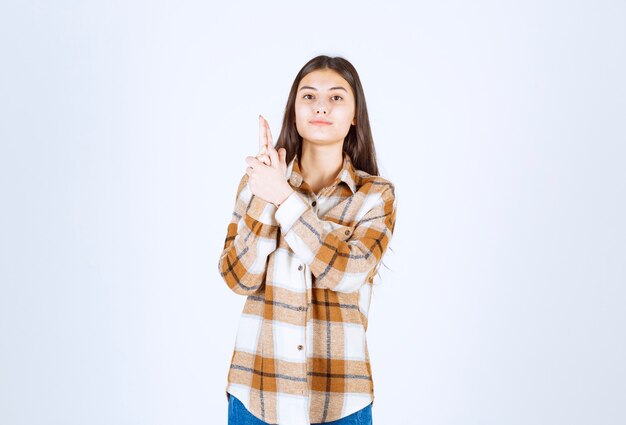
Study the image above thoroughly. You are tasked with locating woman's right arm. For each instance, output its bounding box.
[217,172,279,295]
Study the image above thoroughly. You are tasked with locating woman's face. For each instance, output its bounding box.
[294,68,356,147]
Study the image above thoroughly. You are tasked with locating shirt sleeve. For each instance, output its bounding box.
[217,173,279,295]
[274,182,397,293]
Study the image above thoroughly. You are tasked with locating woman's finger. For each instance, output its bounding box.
[258,116,271,165]
[264,116,274,148]
[246,155,262,167]
[259,115,267,152]
[267,141,279,167]
[277,148,288,178]
[257,153,271,166]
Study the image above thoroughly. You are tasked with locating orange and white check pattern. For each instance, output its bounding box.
[218,151,397,425]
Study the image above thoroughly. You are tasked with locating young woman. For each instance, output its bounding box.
[218,55,397,425]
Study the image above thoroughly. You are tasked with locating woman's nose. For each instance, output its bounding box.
[315,102,328,114]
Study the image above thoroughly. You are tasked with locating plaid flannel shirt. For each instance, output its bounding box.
[218,151,397,425]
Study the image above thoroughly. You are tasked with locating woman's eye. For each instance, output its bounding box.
[302,94,342,101]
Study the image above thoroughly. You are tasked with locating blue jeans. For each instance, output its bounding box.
[227,393,373,425]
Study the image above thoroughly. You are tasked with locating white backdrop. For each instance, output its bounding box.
[1,1,624,424]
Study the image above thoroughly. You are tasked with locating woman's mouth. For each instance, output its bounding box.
[309,119,332,125]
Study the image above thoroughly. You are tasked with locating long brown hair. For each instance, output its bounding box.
[275,55,380,176]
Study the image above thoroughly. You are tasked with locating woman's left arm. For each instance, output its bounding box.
[274,181,397,293]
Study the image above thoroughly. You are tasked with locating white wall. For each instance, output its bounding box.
[1,1,624,424]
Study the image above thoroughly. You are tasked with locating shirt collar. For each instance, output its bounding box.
[286,151,357,195]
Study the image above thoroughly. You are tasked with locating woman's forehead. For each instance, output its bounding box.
[298,69,351,92]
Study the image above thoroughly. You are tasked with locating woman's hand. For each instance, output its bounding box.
[245,118,294,207]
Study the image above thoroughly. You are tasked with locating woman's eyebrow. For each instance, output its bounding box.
[298,86,348,92]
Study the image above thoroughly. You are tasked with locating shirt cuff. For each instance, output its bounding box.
[275,190,309,233]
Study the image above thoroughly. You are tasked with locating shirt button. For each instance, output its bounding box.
[297,345,304,350]
[311,201,317,207]
[345,229,351,235]
[298,264,303,271]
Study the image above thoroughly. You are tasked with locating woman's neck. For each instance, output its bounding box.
[299,142,344,196]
